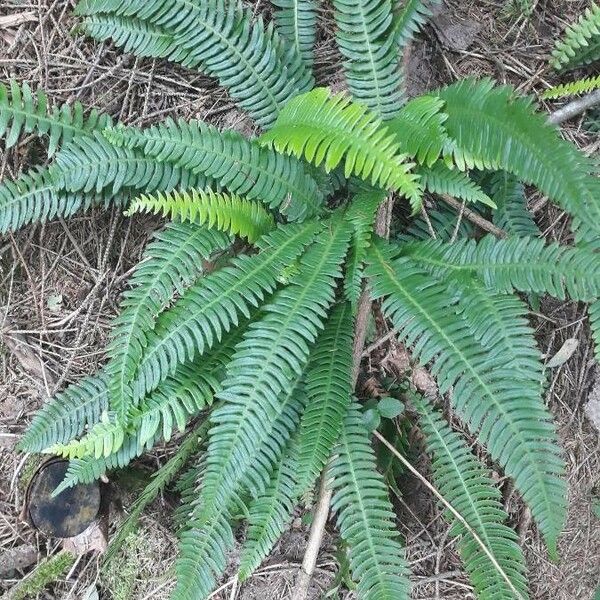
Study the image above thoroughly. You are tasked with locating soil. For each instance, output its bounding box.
[0,1,599,599]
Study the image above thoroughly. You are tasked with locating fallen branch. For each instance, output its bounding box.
[548,88,600,125]
[440,194,507,239]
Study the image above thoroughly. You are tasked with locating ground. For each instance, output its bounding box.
[0,0,599,598]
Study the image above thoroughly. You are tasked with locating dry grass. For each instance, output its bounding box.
[1,0,599,598]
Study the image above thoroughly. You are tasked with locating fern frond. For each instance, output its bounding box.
[75,0,313,127]
[261,88,422,211]
[105,119,322,221]
[415,398,529,599]
[436,79,599,236]
[126,189,275,242]
[272,0,317,70]
[551,2,600,70]
[196,216,351,522]
[333,0,403,119]
[366,239,566,555]
[391,0,442,49]
[402,235,600,301]
[132,221,319,399]
[295,302,354,492]
[542,74,600,100]
[418,162,495,207]
[331,403,410,600]
[0,80,112,156]
[590,300,600,363]
[107,224,231,422]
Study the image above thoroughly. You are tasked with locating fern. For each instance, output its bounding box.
[125,189,276,242]
[590,300,600,363]
[331,403,410,599]
[367,239,566,555]
[551,2,600,70]
[415,398,529,599]
[398,204,474,242]
[542,74,600,100]
[261,87,423,211]
[0,80,112,156]
[105,119,322,221]
[391,0,442,48]
[333,0,403,119]
[272,0,317,70]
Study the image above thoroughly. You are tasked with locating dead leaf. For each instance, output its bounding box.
[431,14,482,51]
[61,521,108,556]
[546,338,579,368]
[0,12,37,29]
[585,371,600,433]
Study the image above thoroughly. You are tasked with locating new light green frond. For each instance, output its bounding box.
[487,172,539,237]
[551,2,600,70]
[333,0,403,119]
[331,403,410,600]
[0,80,112,156]
[391,0,442,49]
[415,398,529,600]
[366,239,566,555]
[417,163,495,207]
[386,95,448,167]
[106,224,231,422]
[436,79,600,236]
[75,0,313,127]
[196,216,351,522]
[105,119,322,221]
[132,221,319,399]
[261,88,422,211]
[295,302,354,492]
[272,0,317,69]
[542,74,600,100]
[402,235,600,301]
[126,188,275,242]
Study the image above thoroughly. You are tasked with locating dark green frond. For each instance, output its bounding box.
[295,302,354,492]
[0,80,112,156]
[416,398,529,600]
[366,239,566,555]
[391,0,442,49]
[272,0,317,69]
[132,221,319,399]
[261,88,422,211]
[105,119,322,221]
[590,300,600,363]
[126,188,275,242]
[333,0,403,119]
[331,403,410,600]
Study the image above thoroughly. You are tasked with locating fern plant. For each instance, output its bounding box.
[3,1,600,599]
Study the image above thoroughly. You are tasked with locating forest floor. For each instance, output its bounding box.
[0,0,599,598]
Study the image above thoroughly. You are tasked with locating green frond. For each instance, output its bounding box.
[331,403,410,600]
[398,204,474,242]
[417,162,495,207]
[366,239,566,555]
[106,224,231,422]
[391,0,442,49]
[295,302,354,492]
[196,216,351,522]
[126,188,275,242]
[402,235,600,301]
[75,0,313,127]
[590,300,600,363]
[51,133,207,195]
[344,191,386,308]
[261,88,422,211]
[131,221,319,400]
[415,398,529,600]
[436,79,600,236]
[333,0,403,119]
[19,375,108,453]
[272,0,317,69]
[386,95,448,167]
[542,74,600,100]
[551,2,600,70]
[0,80,112,156]
[105,119,322,221]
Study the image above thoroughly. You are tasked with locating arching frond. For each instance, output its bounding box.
[331,403,410,600]
[261,88,422,211]
[295,302,354,492]
[0,80,112,156]
[126,189,275,242]
[106,119,322,221]
[366,239,566,555]
[542,74,600,100]
[333,0,403,119]
[416,398,529,600]
[391,0,442,49]
[272,0,317,69]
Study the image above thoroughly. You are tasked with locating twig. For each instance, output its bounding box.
[440,194,507,239]
[548,88,600,125]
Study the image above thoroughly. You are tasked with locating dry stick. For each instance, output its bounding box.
[440,194,507,239]
[548,88,600,125]
[374,430,526,600]
[291,197,394,600]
